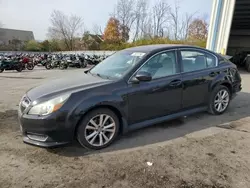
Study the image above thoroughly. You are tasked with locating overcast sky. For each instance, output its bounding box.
[0,0,212,40]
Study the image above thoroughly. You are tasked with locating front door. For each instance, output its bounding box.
[127,50,182,125]
[179,49,218,109]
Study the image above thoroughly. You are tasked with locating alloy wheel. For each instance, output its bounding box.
[214,89,230,112]
[84,114,116,147]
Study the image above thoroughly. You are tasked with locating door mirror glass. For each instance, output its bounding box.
[135,71,152,82]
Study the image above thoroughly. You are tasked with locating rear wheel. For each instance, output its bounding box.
[77,108,120,150]
[208,85,231,115]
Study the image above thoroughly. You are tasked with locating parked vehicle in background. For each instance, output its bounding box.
[230,51,250,72]
[0,56,23,72]
[18,45,242,150]
[45,54,68,70]
[66,54,87,68]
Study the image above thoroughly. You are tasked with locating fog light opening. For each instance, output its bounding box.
[27,133,48,142]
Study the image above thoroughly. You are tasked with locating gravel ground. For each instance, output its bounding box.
[0,67,250,188]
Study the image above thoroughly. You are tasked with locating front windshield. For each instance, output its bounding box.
[89,51,146,80]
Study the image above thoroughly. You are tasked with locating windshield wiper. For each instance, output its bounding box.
[89,71,110,79]
[97,73,111,80]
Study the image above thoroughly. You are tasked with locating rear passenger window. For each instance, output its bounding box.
[181,50,216,72]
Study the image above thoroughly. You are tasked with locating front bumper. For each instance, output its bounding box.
[23,136,69,148]
[18,110,75,148]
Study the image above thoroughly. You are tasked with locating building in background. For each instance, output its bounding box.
[207,0,250,56]
[0,28,35,46]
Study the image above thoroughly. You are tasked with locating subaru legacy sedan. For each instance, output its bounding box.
[18,45,242,150]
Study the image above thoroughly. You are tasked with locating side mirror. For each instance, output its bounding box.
[131,71,152,83]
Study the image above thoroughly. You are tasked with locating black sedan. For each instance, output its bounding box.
[18,45,242,150]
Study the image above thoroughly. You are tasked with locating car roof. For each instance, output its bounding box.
[122,44,198,53]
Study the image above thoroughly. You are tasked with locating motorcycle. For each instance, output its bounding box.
[0,58,23,73]
[45,59,68,70]
[21,57,34,70]
[67,55,87,68]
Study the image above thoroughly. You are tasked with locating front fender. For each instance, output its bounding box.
[67,92,128,133]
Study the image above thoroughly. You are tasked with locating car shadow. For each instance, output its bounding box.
[47,91,250,157]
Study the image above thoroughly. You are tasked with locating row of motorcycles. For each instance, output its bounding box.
[0,53,109,73]
[41,54,108,70]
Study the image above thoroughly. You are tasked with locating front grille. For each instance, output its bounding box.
[19,96,31,113]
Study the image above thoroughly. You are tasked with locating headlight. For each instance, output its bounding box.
[28,93,70,116]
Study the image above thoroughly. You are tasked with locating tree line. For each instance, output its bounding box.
[0,0,208,52]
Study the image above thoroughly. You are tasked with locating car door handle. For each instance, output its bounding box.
[209,72,216,77]
[169,79,182,86]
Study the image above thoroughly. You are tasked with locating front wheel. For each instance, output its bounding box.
[81,62,87,68]
[208,85,231,115]
[77,108,120,150]
[45,63,51,70]
[27,63,34,70]
[16,66,23,72]
[0,68,4,73]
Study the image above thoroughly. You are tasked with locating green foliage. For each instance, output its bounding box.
[49,39,61,51]
[0,37,206,52]
[82,32,102,50]
[24,40,41,51]
[100,38,207,51]
[40,40,50,51]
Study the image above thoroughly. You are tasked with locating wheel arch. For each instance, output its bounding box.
[211,80,233,96]
[73,104,127,139]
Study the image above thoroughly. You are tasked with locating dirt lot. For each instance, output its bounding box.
[0,67,250,188]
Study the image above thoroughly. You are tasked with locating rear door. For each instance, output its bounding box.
[179,49,218,109]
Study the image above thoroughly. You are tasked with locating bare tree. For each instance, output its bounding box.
[169,0,180,40]
[115,0,135,41]
[92,24,103,35]
[48,10,83,50]
[179,12,196,40]
[141,16,154,39]
[169,0,197,40]
[133,0,148,41]
[152,0,171,38]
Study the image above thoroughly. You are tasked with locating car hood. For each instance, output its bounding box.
[26,72,112,101]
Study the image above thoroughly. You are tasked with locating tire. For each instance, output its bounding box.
[16,66,23,72]
[208,85,231,115]
[77,108,120,150]
[27,63,34,70]
[246,62,250,72]
[81,62,87,68]
[59,63,65,70]
[45,63,51,70]
[0,68,4,73]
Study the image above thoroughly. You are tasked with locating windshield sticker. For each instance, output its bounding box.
[131,52,146,57]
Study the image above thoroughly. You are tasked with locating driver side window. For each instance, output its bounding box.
[139,51,177,79]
